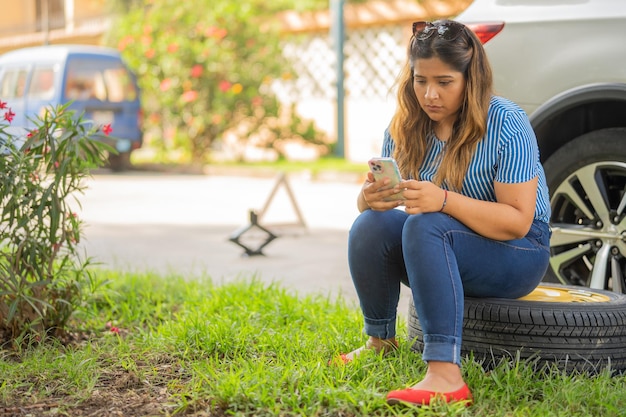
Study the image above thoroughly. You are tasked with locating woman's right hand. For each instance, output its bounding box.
[359,172,405,212]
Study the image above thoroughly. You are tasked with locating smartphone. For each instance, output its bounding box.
[367,157,404,201]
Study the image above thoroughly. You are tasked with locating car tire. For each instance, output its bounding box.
[542,128,626,292]
[107,151,132,172]
[407,283,626,374]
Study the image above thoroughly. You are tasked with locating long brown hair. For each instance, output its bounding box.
[389,20,493,191]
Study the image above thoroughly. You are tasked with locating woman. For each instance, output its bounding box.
[338,20,551,406]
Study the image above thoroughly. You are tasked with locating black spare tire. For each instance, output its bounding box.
[407,283,626,374]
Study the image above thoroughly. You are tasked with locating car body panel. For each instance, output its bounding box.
[458,0,626,115]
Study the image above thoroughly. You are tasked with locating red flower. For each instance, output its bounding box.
[160,78,172,91]
[190,64,203,78]
[251,96,263,107]
[219,80,231,92]
[181,90,198,103]
[102,124,113,136]
[27,129,38,138]
[4,109,15,122]
[0,101,6,109]
[206,26,227,40]
[106,321,121,334]
[118,35,134,51]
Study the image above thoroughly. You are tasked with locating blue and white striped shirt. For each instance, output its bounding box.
[382,96,551,223]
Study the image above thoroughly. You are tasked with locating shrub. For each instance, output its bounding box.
[0,102,110,346]
[106,0,331,164]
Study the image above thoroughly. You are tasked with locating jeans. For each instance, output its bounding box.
[347,209,551,365]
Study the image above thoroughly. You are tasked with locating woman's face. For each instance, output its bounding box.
[412,57,466,129]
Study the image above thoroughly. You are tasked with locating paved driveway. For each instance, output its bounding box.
[76,170,412,315]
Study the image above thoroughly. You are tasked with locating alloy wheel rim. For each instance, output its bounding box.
[549,161,626,293]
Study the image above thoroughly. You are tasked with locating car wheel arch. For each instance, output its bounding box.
[530,83,626,162]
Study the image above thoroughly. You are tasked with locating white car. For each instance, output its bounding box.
[456,0,626,293]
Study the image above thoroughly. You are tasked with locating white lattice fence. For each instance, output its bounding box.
[273,24,407,161]
[345,25,406,99]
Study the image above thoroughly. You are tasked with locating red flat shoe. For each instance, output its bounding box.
[386,384,473,407]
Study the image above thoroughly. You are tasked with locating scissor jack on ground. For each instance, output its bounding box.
[229,172,307,256]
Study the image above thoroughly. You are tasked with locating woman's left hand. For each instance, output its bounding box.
[401,180,447,214]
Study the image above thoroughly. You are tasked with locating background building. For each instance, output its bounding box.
[0,0,107,54]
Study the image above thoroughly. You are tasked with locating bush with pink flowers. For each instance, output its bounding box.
[0,102,110,345]
[107,0,331,164]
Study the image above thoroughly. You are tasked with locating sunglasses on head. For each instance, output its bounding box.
[412,21,466,41]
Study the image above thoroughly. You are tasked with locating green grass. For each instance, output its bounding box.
[0,271,624,416]
[214,156,367,174]
[132,147,368,177]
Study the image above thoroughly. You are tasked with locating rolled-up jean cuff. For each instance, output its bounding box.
[363,317,397,339]
[422,334,462,366]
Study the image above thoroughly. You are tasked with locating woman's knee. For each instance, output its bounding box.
[402,212,449,238]
[349,209,407,243]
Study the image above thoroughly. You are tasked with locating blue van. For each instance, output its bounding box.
[0,44,142,170]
